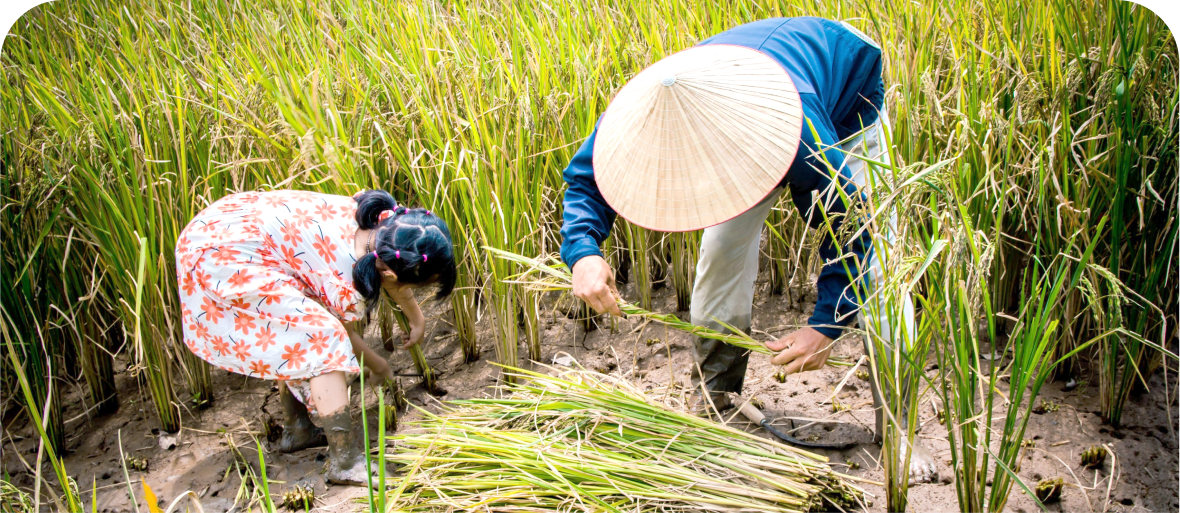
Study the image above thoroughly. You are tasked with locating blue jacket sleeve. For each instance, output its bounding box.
[785,97,873,340]
[559,126,617,268]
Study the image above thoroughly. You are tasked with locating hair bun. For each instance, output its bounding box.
[354,190,397,229]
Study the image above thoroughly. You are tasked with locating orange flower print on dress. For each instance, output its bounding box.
[197,219,221,233]
[182,274,197,296]
[230,298,252,311]
[249,360,272,378]
[201,297,225,324]
[260,290,283,306]
[233,312,257,334]
[232,338,252,360]
[227,269,252,288]
[210,335,230,356]
[190,322,209,341]
[211,246,242,265]
[282,343,307,371]
[193,268,212,289]
[302,311,329,328]
[280,314,301,329]
[292,208,314,228]
[315,202,337,221]
[280,246,304,271]
[312,233,338,264]
[325,351,348,368]
[308,331,330,356]
[255,326,277,351]
[339,224,355,245]
[280,223,302,245]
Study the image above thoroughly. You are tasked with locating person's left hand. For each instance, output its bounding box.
[766,327,834,375]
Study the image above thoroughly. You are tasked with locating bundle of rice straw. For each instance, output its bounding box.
[388,365,866,512]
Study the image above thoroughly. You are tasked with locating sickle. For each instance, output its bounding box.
[736,397,856,450]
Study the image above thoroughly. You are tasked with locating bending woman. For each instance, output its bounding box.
[175,189,455,485]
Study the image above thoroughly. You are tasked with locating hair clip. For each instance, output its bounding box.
[425,210,432,216]
[422,254,428,262]
[395,250,401,259]
[378,209,394,221]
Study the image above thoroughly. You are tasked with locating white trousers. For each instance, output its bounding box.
[689,110,916,397]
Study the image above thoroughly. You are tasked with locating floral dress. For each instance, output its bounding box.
[176,191,364,405]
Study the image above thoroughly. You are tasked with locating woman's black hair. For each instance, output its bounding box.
[351,190,457,315]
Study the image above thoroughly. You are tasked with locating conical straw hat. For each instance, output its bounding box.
[593,45,804,232]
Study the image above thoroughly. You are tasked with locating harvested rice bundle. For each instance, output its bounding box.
[389,365,865,512]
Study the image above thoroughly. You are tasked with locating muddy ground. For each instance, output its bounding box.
[4,273,1178,512]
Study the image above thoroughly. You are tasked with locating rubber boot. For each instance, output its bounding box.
[320,410,381,487]
[277,386,327,453]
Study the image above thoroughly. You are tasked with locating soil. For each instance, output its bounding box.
[4,274,1178,513]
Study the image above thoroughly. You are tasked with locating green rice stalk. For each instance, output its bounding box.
[78,304,119,416]
[667,231,700,312]
[388,304,439,395]
[520,287,544,361]
[2,309,82,513]
[486,247,772,355]
[623,221,654,310]
[132,236,180,433]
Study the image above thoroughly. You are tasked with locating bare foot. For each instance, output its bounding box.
[901,439,938,484]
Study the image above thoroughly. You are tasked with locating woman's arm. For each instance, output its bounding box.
[384,284,426,348]
[344,321,393,382]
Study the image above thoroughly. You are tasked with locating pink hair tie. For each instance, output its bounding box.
[425,210,432,215]
[378,210,394,221]
[371,251,377,258]
[395,250,400,258]
[422,254,428,262]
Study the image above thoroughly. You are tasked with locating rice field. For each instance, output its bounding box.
[1,0,1176,512]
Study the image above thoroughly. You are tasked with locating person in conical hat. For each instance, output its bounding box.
[559,17,937,484]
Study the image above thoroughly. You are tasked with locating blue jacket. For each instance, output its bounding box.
[559,17,883,339]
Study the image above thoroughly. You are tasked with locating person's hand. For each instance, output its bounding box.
[571,255,622,316]
[767,327,834,374]
[402,320,425,349]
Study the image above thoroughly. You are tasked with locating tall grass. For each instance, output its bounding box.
[1,0,1176,511]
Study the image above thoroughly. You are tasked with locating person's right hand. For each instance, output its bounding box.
[571,255,622,317]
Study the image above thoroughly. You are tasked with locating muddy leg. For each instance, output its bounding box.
[277,382,326,453]
[319,409,381,487]
[310,371,381,487]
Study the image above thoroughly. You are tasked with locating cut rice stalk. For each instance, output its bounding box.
[388,364,865,512]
